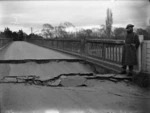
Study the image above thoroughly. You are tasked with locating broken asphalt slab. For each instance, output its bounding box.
[60,75,87,87]
[0,73,132,87]
[38,73,132,87]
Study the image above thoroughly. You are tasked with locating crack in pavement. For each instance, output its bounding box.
[0,73,132,87]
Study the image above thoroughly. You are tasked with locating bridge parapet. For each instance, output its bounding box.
[28,37,150,74]
[28,38,124,72]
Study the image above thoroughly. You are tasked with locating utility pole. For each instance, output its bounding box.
[31,27,33,34]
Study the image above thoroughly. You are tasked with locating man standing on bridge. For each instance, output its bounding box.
[120,24,140,76]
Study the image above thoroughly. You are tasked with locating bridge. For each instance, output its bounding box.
[27,36,150,74]
[0,37,149,81]
[0,38,150,113]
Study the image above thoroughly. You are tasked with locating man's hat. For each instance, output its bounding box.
[126,24,134,29]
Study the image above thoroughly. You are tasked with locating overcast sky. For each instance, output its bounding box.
[0,0,149,34]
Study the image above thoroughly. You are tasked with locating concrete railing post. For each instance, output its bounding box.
[138,35,144,72]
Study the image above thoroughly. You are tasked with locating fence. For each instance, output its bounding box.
[0,38,12,48]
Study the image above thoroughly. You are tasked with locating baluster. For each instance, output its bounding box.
[119,45,121,63]
[113,44,115,62]
[115,45,117,62]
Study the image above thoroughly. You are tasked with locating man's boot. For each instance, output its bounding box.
[127,65,133,76]
[119,65,127,74]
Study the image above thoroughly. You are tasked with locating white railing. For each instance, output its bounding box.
[141,39,150,73]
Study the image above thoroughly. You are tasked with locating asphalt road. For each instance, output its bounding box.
[0,41,93,80]
[0,41,149,113]
[1,81,150,113]
[0,41,78,60]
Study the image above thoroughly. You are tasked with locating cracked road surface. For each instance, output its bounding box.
[1,81,150,113]
[0,41,150,113]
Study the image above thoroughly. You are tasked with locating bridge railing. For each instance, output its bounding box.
[141,41,150,73]
[0,38,12,48]
[28,39,124,65]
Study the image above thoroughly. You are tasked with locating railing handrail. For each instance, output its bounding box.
[86,39,124,44]
[30,38,125,44]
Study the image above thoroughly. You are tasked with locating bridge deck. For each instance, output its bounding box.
[0,41,149,113]
[0,41,78,60]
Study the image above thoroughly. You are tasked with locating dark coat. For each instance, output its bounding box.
[122,32,140,65]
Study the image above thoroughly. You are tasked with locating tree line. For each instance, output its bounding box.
[39,8,150,40]
[0,27,43,41]
[0,8,149,41]
[0,28,26,41]
[40,23,150,40]
[1,25,149,41]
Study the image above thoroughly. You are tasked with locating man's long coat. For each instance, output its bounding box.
[122,32,140,65]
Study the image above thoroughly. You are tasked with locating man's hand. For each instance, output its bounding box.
[131,44,135,47]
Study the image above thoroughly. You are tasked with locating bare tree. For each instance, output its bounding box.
[59,22,75,28]
[105,8,113,38]
[41,24,54,38]
[54,22,75,38]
